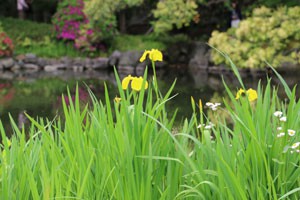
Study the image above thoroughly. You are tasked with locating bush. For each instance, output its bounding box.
[0,23,14,57]
[152,0,198,33]
[208,6,300,68]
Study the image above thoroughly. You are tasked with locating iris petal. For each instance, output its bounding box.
[235,89,246,99]
[122,75,133,90]
[149,49,163,62]
[131,77,148,91]
[139,50,150,62]
[247,88,258,101]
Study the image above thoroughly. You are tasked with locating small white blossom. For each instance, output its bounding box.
[287,129,296,137]
[296,150,300,153]
[197,124,205,128]
[205,125,212,129]
[279,116,287,122]
[206,102,221,111]
[206,102,214,107]
[277,127,282,131]
[291,142,300,149]
[277,132,285,138]
[273,111,283,117]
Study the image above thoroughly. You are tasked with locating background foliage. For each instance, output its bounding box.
[209,6,300,68]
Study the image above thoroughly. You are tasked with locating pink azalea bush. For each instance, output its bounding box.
[0,32,14,57]
[52,0,88,41]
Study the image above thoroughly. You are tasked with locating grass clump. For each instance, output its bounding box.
[0,50,299,199]
[0,17,95,58]
[109,33,190,53]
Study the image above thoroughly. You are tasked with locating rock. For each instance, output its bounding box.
[117,65,135,74]
[188,42,210,70]
[60,57,73,66]
[37,58,48,67]
[108,50,121,67]
[92,57,109,70]
[135,64,146,76]
[24,53,37,63]
[23,63,40,70]
[72,66,84,72]
[11,64,21,71]
[44,64,67,72]
[166,42,190,64]
[155,61,167,69]
[118,50,142,67]
[84,58,93,69]
[15,54,26,61]
[0,58,15,69]
[1,71,15,79]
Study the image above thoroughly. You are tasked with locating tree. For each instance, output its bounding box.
[84,0,144,34]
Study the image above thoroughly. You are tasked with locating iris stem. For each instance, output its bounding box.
[151,60,160,100]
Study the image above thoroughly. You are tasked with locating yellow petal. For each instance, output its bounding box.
[121,75,133,90]
[131,77,148,91]
[139,50,150,62]
[149,49,163,62]
[114,96,121,103]
[235,89,246,99]
[247,88,258,102]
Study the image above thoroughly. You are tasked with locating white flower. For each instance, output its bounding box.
[291,142,300,149]
[273,111,283,117]
[206,102,221,111]
[279,116,287,122]
[277,132,285,138]
[197,124,205,128]
[287,129,296,136]
[205,125,213,129]
[206,102,214,107]
[277,127,283,131]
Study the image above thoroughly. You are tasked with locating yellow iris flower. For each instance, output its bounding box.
[121,75,148,91]
[236,88,258,102]
[139,49,163,62]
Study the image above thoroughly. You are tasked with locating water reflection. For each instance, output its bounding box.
[0,68,299,134]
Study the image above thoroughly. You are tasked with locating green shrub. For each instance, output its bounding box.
[152,0,199,33]
[209,6,300,68]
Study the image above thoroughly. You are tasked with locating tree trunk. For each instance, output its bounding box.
[119,9,127,34]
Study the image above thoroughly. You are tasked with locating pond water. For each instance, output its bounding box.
[0,67,299,135]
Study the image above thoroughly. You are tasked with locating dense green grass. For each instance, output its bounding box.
[109,33,189,53]
[0,57,299,199]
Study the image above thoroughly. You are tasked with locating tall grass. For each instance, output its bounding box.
[0,55,299,199]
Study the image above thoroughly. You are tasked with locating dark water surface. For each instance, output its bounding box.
[0,68,299,135]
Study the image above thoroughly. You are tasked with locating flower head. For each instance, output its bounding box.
[206,102,221,111]
[277,132,285,138]
[121,75,148,91]
[114,96,121,103]
[287,129,296,137]
[139,49,163,62]
[131,77,148,91]
[121,75,133,90]
[291,142,300,149]
[279,116,287,122]
[235,88,258,102]
[274,111,283,117]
